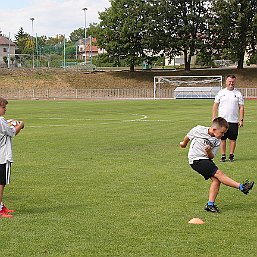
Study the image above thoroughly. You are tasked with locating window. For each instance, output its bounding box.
[3,48,7,52]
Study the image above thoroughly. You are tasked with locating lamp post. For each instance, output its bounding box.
[30,17,35,68]
[7,32,11,69]
[82,7,87,64]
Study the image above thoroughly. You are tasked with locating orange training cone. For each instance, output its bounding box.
[188,218,205,224]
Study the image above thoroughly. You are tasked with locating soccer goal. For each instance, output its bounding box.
[153,75,223,99]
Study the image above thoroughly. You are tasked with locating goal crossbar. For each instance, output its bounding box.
[153,75,223,99]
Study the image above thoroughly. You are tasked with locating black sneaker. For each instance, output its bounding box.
[229,154,235,162]
[204,204,220,213]
[241,180,254,195]
[220,155,226,162]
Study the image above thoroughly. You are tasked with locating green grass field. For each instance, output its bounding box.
[1,99,256,257]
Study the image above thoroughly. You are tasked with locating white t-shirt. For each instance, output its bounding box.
[214,88,244,123]
[187,125,220,164]
[0,117,16,164]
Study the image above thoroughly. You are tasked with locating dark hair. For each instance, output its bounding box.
[226,74,236,79]
[212,117,229,129]
[0,97,8,106]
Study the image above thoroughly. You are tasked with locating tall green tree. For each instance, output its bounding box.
[248,9,257,63]
[98,0,149,71]
[152,0,209,71]
[210,0,257,69]
[14,27,32,54]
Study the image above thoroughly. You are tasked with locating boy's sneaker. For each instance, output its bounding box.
[242,180,254,195]
[204,204,220,213]
[220,155,226,162]
[2,204,15,213]
[229,154,235,162]
[0,209,13,218]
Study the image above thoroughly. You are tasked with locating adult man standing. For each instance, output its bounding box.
[212,74,244,162]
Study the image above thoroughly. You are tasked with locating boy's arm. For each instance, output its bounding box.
[205,145,214,159]
[180,136,190,148]
[15,121,24,135]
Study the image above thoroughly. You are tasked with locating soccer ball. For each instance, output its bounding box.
[7,119,19,127]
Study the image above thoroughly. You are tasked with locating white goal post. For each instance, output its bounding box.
[153,75,223,99]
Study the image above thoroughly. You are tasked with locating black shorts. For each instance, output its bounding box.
[0,162,11,185]
[190,159,218,180]
[221,122,238,140]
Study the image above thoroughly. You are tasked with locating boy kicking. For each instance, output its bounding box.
[180,117,254,213]
[0,97,24,218]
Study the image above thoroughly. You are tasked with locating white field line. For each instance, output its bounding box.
[27,114,173,128]
[27,115,255,128]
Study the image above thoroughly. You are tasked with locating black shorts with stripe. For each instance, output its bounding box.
[190,159,218,180]
[0,162,11,185]
[221,122,239,140]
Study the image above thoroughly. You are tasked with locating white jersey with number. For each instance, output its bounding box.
[214,88,244,123]
[0,117,16,164]
[187,125,220,164]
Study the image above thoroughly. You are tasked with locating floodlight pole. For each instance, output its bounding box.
[30,17,35,69]
[63,36,66,69]
[82,7,87,64]
[7,32,11,69]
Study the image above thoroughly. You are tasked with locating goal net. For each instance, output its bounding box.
[153,76,222,99]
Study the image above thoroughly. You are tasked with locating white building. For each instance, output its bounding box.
[0,33,16,66]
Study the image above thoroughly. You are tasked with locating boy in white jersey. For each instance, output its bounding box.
[180,117,254,213]
[0,97,24,218]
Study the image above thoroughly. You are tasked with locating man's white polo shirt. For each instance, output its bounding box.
[214,88,244,123]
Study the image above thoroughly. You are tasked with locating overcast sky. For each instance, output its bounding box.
[0,0,111,40]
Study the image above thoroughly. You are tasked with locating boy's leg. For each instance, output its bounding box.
[0,185,13,218]
[209,177,221,202]
[214,169,240,188]
[0,184,4,204]
[205,177,221,213]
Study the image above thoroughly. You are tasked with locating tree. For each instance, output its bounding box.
[248,11,257,64]
[46,34,66,45]
[87,23,101,39]
[210,0,257,69]
[152,0,209,71]
[14,27,32,54]
[69,23,100,44]
[98,0,149,71]
[69,28,84,42]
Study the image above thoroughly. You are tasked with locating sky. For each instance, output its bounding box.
[0,0,111,40]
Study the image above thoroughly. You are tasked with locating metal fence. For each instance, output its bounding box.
[1,87,257,100]
[238,88,257,99]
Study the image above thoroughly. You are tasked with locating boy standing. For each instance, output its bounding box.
[0,97,24,218]
[180,117,254,213]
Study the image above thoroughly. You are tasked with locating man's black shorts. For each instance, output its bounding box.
[190,159,218,180]
[221,122,238,140]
